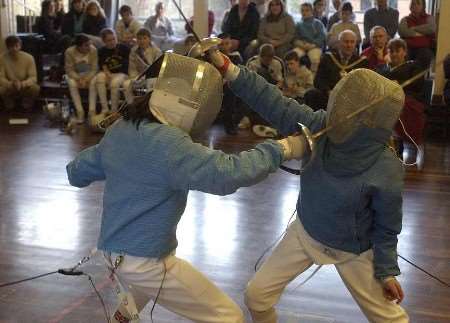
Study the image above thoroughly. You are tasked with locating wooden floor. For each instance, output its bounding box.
[0,111,449,323]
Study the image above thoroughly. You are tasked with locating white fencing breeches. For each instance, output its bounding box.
[245,219,409,323]
[104,252,244,323]
[95,72,127,112]
[67,76,97,118]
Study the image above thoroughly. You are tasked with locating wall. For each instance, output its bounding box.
[433,0,450,100]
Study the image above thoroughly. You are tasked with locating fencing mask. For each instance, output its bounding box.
[148,53,223,136]
[326,69,405,144]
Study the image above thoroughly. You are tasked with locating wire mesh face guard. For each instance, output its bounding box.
[149,53,223,136]
[326,69,405,144]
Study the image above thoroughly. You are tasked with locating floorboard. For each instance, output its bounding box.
[0,112,449,323]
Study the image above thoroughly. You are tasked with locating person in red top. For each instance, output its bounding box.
[361,26,389,70]
[398,0,435,68]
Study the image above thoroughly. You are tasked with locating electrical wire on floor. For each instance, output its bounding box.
[150,260,167,323]
[398,254,450,288]
[0,256,111,323]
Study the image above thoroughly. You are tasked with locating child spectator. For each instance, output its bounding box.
[281,50,313,102]
[115,5,141,47]
[377,38,426,167]
[248,43,283,85]
[96,28,130,114]
[82,0,107,47]
[328,2,361,50]
[124,28,162,104]
[64,34,98,123]
[293,2,326,74]
[0,36,40,112]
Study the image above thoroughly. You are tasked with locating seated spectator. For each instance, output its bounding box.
[62,0,86,38]
[0,36,40,112]
[328,2,361,50]
[124,28,162,104]
[96,29,130,114]
[64,34,98,123]
[185,10,215,36]
[144,2,175,51]
[377,38,426,167]
[82,0,107,47]
[218,32,244,135]
[305,30,368,110]
[115,5,141,47]
[361,26,389,69]
[293,2,326,74]
[363,0,399,46]
[257,0,295,58]
[37,0,63,52]
[281,50,313,102]
[246,43,281,137]
[248,44,283,84]
[222,0,260,59]
[398,0,435,68]
[313,0,328,28]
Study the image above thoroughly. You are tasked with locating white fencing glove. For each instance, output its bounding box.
[208,49,240,82]
[277,135,307,161]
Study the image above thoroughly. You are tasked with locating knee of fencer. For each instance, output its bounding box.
[244,281,272,312]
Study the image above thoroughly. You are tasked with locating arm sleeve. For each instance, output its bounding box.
[165,132,283,196]
[128,51,138,78]
[412,15,436,35]
[0,61,11,86]
[167,18,174,36]
[241,13,260,47]
[314,54,331,93]
[398,17,417,38]
[370,157,404,279]
[22,56,37,86]
[257,19,270,43]
[65,49,80,80]
[229,67,325,135]
[86,49,98,80]
[279,15,296,45]
[313,21,326,48]
[66,145,105,188]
